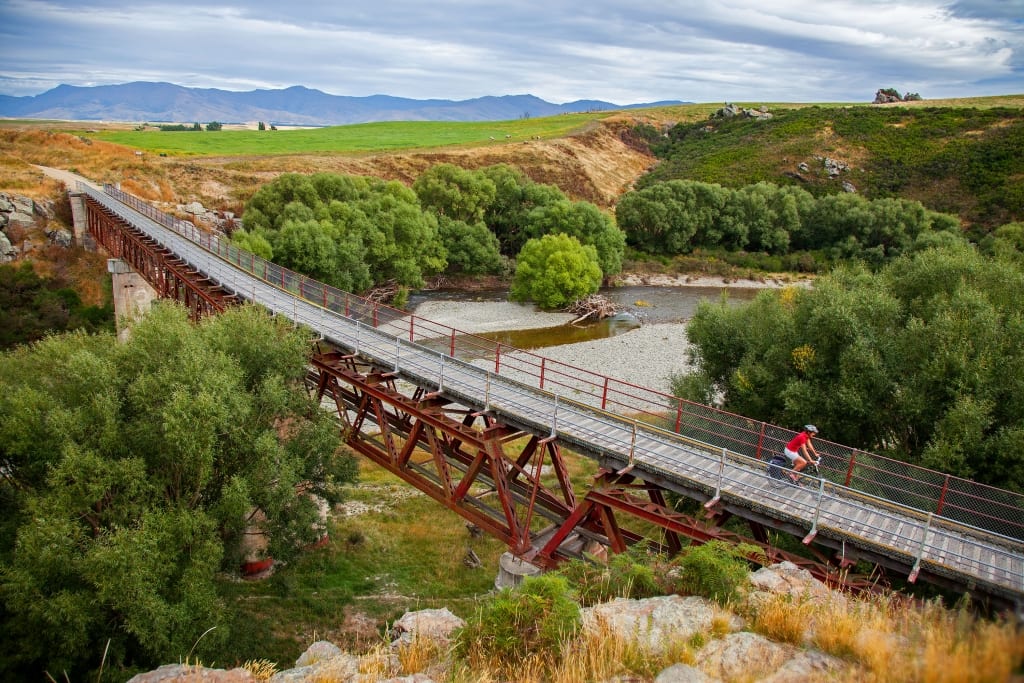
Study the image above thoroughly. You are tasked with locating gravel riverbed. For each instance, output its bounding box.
[412,300,692,394]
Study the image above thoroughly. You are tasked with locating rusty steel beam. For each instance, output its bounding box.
[84,197,238,319]
[310,349,584,559]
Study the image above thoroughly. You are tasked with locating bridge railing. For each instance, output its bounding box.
[99,184,1024,544]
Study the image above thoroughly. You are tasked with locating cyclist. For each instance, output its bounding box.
[784,424,821,485]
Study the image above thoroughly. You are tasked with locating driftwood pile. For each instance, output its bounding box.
[566,294,622,324]
[364,279,401,304]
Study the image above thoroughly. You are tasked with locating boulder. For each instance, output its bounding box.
[747,561,838,608]
[45,227,73,247]
[127,663,257,682]
[581,595,715,655]
[0,232,15,263]
[698,631,789,680]
[6,211,36,231]
[272,643,359,682]
[654,663,714,682]
[294,640,344,667]
[390,607,466,648]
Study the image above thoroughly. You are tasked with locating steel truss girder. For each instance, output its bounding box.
[310,348,583,560]
[309,346,878,594]
[84,197,239,319]
[537,469,882,594]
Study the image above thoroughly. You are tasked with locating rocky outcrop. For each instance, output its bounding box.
[0,191,66,261]
[873,88,923,104]
[128,563,858,682]
[711,103,773,120]
[174,200,238,234]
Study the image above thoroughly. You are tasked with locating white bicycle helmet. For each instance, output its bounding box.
[804,424,818,434]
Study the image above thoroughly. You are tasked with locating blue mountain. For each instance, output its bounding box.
[0,82,684,125]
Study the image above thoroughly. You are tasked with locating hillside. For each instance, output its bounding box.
[4,96,1022,235]
[635,97,1024,232]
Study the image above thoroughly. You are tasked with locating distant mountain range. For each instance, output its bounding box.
[0,82,684,126]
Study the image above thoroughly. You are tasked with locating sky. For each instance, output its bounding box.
[1,0,1022,104]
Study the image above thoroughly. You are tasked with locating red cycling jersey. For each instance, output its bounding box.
[786,432,809,451]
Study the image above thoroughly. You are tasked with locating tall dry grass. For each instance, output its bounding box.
[750,592,1024,683]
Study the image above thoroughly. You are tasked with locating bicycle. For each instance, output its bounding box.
[766,453,820,487]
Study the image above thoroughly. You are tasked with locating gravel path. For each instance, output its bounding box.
[413,300,692,393]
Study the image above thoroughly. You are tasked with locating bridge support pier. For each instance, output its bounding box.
[67,191,95,250]
[107,258,157,341]
[495,551,542,590]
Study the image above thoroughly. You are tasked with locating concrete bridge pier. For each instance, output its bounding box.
[67,190,96,250]
[107,258,157,341]
[494,552,542,590]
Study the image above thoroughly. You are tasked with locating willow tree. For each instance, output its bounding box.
[0,303,357,679]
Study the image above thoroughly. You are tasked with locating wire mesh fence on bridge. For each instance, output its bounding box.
[98,184,1024,545]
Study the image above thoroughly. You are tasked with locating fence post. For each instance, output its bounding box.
[550,394,559,438]
[495,343,502,374]
[449,329,456,357]
[706,447,727,508]
[845,450,857,488]
[804,477,827,544]
[601,377,609,411]
[756,422,766,461]
[936,475,950,516]
[908,512,933,583]
[540,358,546,390]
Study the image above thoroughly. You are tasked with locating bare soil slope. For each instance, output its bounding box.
[175,116,658,212]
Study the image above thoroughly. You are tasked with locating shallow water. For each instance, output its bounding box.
[408,285,761,350]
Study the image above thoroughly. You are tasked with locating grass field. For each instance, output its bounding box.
[84,113,606,156]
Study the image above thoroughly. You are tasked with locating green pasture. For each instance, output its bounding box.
[85,113,605,156]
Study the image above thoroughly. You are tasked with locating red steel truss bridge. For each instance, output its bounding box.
[77,183,1024,611]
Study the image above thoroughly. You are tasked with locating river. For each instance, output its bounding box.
[407,284,762,351]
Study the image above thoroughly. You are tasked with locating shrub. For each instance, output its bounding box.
[555,544,662,606]
[453,574,580,671]
[669,541,759,605]
[510,233,602,309]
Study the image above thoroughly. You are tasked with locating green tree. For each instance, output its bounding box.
[525,200,625,276]
[437,216,504,275]
[0,262,113,349]
[413,163,496,224]
[0,303,357,678]
[481,164,566,256]
[239,172,444,290]
[511,233,602,309]
[616,179,732,254]
[677,244,1024,489]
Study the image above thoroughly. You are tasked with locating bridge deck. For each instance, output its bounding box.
[82,185,1024,605]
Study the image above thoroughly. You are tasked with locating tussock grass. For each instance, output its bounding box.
[748,591,1024,683]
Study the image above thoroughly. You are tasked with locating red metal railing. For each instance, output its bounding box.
[101,184,1024,543]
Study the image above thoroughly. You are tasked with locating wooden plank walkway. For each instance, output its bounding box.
[83,186,1024,605]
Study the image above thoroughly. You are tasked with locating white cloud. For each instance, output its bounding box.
[0,0,1020,101]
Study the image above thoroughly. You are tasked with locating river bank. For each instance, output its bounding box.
[411,276,805,393]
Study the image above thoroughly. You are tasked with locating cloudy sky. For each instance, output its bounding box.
[1,0,1022,103]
